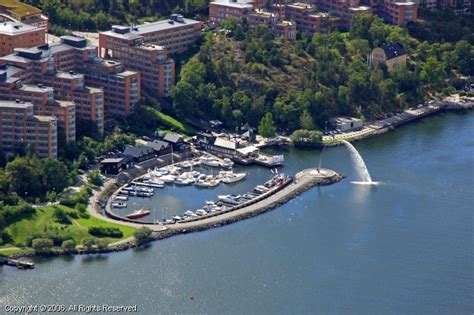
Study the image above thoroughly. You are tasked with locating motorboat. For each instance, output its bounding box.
[114,195,128,201]
[161,174,176,183]
[195,209,208,216]
[126,209,151,219]
[200,156,220,167]
[112,202,127,208]
[253,185,269,194]
[222,172,246,184]
[174,177,194,185]
[220,158,234,168]
[172,215,182,221]
[183,210,195,217]
[195,178,220,188]
[217,194,241,205]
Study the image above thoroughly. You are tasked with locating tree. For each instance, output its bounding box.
[61,239,76,253]
[87,169,103,187]
[82,237,96,250]
[54,207,71,225]
[133,227,152,243]
[32,238,54,254]
[95,239,108,250]
[258,112,276,138]
[299,110,315,130]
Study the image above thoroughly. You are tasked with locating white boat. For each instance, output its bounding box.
[195,178,221,188]
[172,215,182,221]
[222,172,246,184]
[161,174,176,183]
[183,210,195,217]
[200,156,220,167]
[174,177,194,185]
[179,161,192,168]
[218,194,241,205]
[112,202,127,208]
[195,209,208,216]
[220,158,234,168]
[114,195,128,201]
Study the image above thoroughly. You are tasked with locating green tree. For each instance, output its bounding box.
[299,110,315,130]
[61,239,76,253]
[95,239,108,250]
[133,227,152,243]
[32,238,54,254]
[82,237,96,250]
[258,112,276,138]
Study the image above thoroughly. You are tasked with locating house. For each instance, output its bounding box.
[329,116,363,132]
[371,43,407,72]
[121,146,155,163]
[100,158,125,175]
[242,129,256,142]
[145,140,171,156]
[163,132,187,151]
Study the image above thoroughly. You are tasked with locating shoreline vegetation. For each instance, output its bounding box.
[0,95,472,263]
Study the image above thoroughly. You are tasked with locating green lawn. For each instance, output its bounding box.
[3,205,136,248]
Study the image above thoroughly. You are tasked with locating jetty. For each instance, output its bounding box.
[0,257,35,269]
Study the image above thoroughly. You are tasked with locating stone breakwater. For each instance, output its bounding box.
[9,168,342,261]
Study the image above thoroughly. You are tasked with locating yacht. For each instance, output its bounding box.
[195,178,220,188]
[217,194,241,205]
[183,210,195,217]
[200,156,220,167]
[161,174,176,183]
[114,195,128,201]
[195,209,208,216]
[174,177,194,185]
[112,202,127,208]
[222,172,246,184]
[126,209,151,219]
[220,158,234,168]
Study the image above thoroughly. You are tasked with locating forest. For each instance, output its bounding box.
[171,14,473,134]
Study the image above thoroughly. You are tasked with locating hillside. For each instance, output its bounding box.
[170,15,473,133]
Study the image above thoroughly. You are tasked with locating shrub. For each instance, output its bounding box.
[32,238,54,254]
[61,239,76,253]
[88,226,123,238]
[134,227,152,243]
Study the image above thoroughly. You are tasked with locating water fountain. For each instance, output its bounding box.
[340,140,373,183]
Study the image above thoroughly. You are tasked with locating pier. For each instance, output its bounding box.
[0,257,35,269]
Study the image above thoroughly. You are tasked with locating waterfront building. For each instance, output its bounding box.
[0,100,57,158]
[0,21,45,57]
[163,133,187,151]
[99,15,202,55]
[370,42,407,72]
[329,116,363,131]
[0,0,48,30]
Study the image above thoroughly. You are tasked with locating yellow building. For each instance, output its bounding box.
[371,43,407,72]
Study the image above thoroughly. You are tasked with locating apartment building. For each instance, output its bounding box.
[0,64,76,143]
[0,0,48,30]
[100,15,202,55]
[0,100,57,158]
[247,10,297,41]
[209,0,254,26]
[0,46,105,134]
[376,0,417,26]
[99,27,175,97]
[283,3,342,33]
[0,21,45,57]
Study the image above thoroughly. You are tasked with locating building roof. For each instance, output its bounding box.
[101,158,124,164]
[214,137,237,150]
[163,133,183,143]
[381,43,406,60]
[0,21,39,35]
[330,116,362,123]
[145,140,170,151]
[0,0,41,18]
[122,146,154,158]
[0,100,33,109]
[210,1,253,9]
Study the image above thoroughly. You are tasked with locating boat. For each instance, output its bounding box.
[195,209,208,216]
[161,174,176,183]
[253,185,269,194]
[217,194,241,205]
[172,215,182,221]
[112,202,127,208]
[200,156,220,167]
[220,158,234,168]
[183,210,195,217]
[174,177,194,185]
[126,209,151,219]
[222,172,246,184]
[195,178,221,188]
[114,195,128,201]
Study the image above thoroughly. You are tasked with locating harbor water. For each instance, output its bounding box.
[1,112,473,314]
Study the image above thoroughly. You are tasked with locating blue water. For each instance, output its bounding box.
[1,112,473,314]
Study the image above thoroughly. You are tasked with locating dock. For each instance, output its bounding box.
[1,258,35,269]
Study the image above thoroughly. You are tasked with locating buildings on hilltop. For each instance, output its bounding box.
[209,0,418,37]
[370,42,407,72]
[0,21,45,57]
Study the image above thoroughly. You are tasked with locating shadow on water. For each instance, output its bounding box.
[133,243,153,253]
[81,254,109,264]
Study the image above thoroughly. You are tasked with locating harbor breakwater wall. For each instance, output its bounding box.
[9,169,342,261]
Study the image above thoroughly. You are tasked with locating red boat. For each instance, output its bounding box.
[126,209,151,219]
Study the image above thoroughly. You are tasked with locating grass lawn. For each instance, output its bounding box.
[3,205,136,248]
